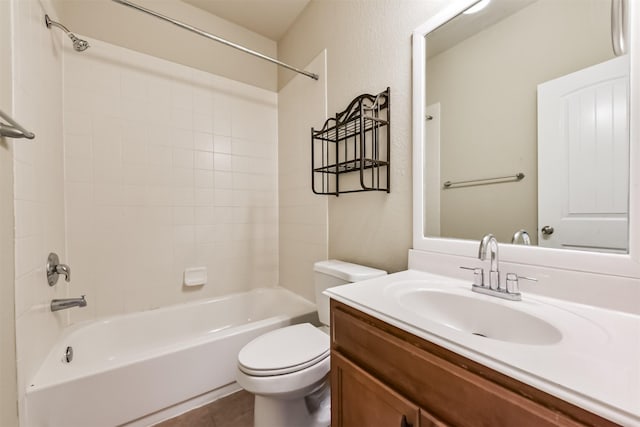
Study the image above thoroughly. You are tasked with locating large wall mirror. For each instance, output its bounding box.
[412,0,640,276]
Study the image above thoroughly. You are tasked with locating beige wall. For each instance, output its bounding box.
[54,0,278,91]
[278,51,328,301]
[426,0,613,244]
[0,0,19,424]
[64,37,279,322]
[11,0,69,422]
[278,0,448,274]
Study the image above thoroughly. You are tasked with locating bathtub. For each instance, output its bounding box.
[25,287,316,427]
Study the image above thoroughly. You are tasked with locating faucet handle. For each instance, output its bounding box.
[55,263,71,282]
[505,273,537,294]
[46,252,71,286]
[460,266,484,287]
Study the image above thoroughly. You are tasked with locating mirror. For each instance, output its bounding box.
[422,0,630,254]
[412,0,640,280]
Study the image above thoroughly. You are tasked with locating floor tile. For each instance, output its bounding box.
[209,390,254,427]
[155,390,253,427]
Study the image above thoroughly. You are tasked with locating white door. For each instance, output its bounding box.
[537,55,629,253]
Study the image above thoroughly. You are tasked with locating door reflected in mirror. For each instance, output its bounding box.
[423,0,630,254]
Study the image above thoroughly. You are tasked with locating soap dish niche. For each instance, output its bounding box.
[184,267,207,287]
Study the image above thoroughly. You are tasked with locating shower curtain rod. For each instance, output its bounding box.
[112,0,319,81]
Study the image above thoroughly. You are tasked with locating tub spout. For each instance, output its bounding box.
[51,295,87,312]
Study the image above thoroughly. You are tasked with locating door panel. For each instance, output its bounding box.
[538,55,629,252]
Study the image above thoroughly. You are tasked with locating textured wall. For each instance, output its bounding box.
[63,37,279,322]
[278,51,328,301]
[278,0,448,274]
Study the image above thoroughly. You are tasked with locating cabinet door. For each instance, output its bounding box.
[331,351,421,427]
[420,411,448,427]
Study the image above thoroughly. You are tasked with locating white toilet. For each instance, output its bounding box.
[236,260,387,427]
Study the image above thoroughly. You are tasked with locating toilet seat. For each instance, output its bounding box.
[238,323,330,377]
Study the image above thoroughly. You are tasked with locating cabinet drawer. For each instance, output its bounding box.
[331,300,616,427]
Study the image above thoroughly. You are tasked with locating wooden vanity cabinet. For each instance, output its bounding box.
[330,300,619,427]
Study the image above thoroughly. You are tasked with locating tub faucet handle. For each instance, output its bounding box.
[46,252,71,286]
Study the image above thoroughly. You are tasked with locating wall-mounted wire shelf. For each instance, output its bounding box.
[311,87,390,196]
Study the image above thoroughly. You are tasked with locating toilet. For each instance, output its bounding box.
[236,260,387,427]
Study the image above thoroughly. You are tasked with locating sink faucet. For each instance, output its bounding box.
[511,229,531,245]
[478,233,499,290]
[51,295,87,312]
[461,233,537,301]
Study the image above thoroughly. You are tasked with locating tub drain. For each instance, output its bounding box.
[472,332,487,338]
[64,346,73,363]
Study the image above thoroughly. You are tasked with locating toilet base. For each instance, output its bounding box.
[253,381,330,427]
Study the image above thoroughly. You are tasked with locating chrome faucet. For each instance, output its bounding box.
[478,233,499,290]
[51,295,87,312]
[511,229,531,245]
[461,233,537,301]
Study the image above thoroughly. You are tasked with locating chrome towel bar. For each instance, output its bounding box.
[443,172,524,189]
[0,108,35,139]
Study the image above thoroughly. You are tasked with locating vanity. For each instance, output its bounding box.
[327,0,639,425]
[326,269,638,426]
[330,300,615,426]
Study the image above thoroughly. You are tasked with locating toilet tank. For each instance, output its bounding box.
[313,260,387,326]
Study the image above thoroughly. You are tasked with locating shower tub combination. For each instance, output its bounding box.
[25,288,316,427]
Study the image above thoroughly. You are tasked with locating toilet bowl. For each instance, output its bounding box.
[235,260,386,427]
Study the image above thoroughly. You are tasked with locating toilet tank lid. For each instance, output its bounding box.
[314,260,387,282]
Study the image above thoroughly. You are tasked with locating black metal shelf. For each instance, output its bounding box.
[313,158,389,174]
[311,88,390,196]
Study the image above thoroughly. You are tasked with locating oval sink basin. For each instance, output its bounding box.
[395,289,563,345]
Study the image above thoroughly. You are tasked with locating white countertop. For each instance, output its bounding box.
[325,269,640,426]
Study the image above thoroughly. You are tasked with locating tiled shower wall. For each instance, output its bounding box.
[11,0,67,419]
[63,38,279,322]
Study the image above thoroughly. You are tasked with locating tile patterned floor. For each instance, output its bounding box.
[155,390,254,427]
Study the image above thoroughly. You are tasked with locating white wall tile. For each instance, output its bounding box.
[214,171,233,189]
[214,135,232,153]
[147,145,172,167]
[213,95,232,136]
[12,0,68,421]
[194,131,214,152]
[194,112,213,133]
[214,153,232,171]
[193,90,213,115]
[172,148,194,169]
[195,150,214,170]
[195,188,214,206]
[173,206,195,225]
[62,36,279,327]
[171,82,193,111]
[170,127,194,149]
[195,170,214,188]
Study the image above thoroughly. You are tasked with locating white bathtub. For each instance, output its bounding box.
[25,287,316,427]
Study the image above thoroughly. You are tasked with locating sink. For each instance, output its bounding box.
[394,288,563,345]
